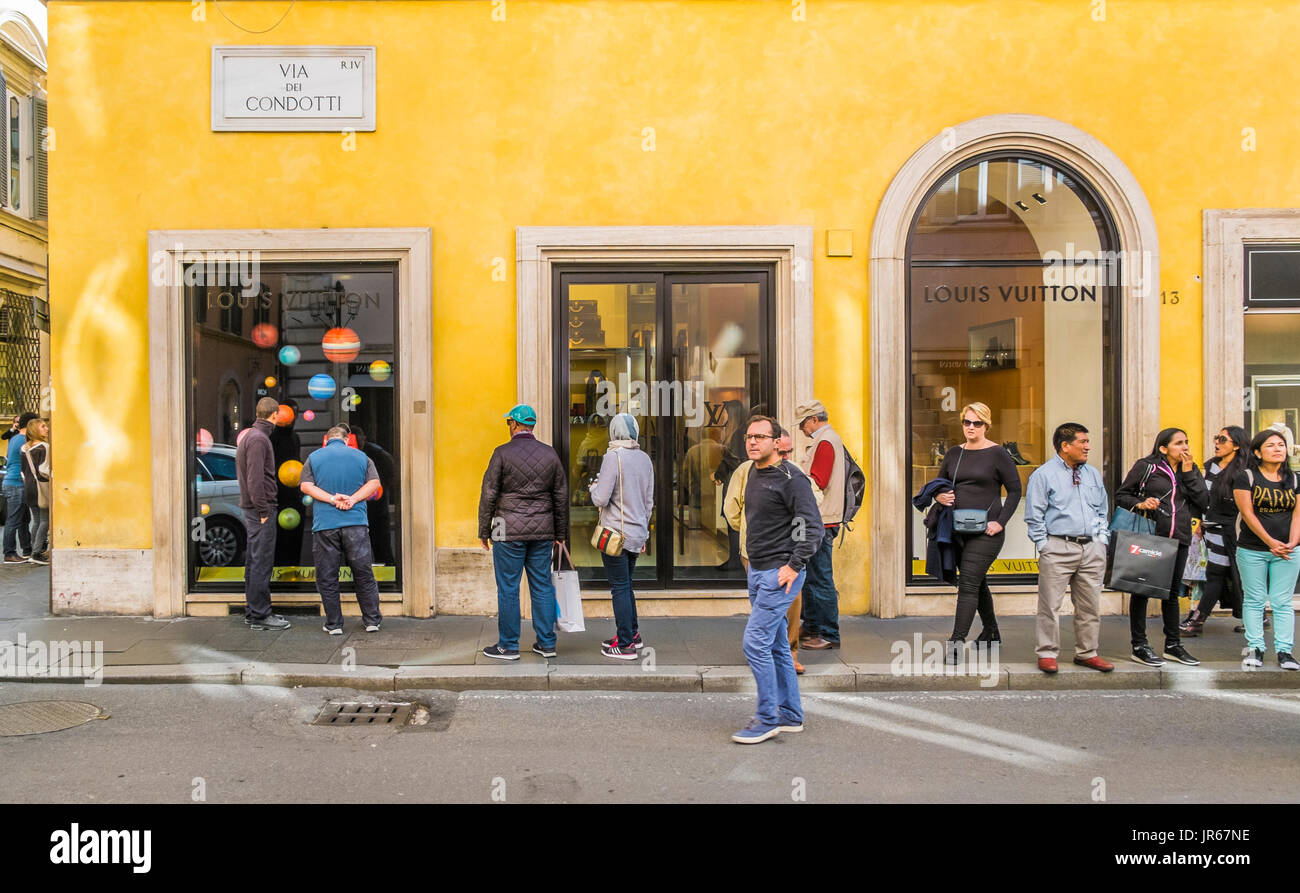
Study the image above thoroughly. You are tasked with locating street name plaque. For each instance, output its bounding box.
[211,46,376,132]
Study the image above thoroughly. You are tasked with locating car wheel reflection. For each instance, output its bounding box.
[199,516,245,567]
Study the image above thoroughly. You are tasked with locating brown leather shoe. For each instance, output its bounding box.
[1037,657,1058,674]
[1073,655,1115,672]
[800,636,834,650]
[794,658,805,675]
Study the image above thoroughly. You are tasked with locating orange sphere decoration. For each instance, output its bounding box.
[251,322,278,348]
[322,327,361,363]
[264,376,277,388]
[274,403,295,426]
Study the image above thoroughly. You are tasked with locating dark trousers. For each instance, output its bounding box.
[1130,541,1189,649]
[1197,558,1243,618]
[367,498,394,564]
[951,530,1004,640]
[313,525,383,629]
[801,525,841,643]
[242,509,277,621]
[601,549,639,646]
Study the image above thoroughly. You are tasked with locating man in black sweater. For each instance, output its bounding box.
[235,397,291,630]
[732,415,824,744]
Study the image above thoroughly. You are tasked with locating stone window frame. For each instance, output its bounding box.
[515,225,814,596]
[145,228,433,617]
[869,114,1161,617]
[1203,208,1300,435]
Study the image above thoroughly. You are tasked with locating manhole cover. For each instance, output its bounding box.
[0,700,106,736]
[312,701,414,726]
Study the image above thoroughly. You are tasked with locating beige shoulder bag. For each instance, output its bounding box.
[590,451,625,556]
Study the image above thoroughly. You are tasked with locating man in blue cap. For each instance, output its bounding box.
[478,404,568,659]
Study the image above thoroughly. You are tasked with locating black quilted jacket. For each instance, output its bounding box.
[478,433,569,541]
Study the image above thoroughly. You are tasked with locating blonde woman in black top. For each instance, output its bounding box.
[935,403,1022,656]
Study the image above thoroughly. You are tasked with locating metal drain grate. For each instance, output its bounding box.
[312,701,414,726]
[0,700,106,736]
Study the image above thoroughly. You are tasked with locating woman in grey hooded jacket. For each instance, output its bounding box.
[590,413,654,659]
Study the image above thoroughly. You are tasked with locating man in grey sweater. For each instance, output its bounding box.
[733,415,824,744]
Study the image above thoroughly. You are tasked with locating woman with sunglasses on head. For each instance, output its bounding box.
[1234,429,1300,670]
[934,403,1022,655]
[1181,426,1250,636]
[1115,428,1208,667]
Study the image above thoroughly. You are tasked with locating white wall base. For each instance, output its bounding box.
[51,549,154,615]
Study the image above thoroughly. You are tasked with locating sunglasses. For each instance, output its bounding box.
[1214,435,1230,445]
[961,419,987,428]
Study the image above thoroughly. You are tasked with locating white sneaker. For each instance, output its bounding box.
[364,624,380,633]
[323,625,344,636]
[1243,648,1265,667]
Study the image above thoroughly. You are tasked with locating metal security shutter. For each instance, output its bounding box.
[0,70,8,209]
[33,96,46,219]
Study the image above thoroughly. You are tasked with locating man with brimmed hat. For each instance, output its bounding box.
[794,398,844,649]
[478,403,568,660]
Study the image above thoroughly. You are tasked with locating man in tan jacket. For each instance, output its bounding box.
[725,426,816,674]
[795,399,844,649]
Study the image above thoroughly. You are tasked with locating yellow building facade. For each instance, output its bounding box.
[47,1,1300,618]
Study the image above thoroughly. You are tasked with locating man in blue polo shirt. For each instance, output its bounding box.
[300,424,384,634]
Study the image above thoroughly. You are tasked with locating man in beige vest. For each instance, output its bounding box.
[795,399,844,649]
[725,426,813,674]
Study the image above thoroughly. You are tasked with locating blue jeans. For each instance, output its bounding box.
[601,549,639,647]
[1237,547,1300,654]
[493,540,558,651]
[2,484,30,557]
[743,565,805,728]
[801,525,840,643]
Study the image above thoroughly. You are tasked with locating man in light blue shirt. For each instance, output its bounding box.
[2,412,36,562]
[1024,422,1112,674]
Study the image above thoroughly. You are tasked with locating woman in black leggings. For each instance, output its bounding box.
[936,402,1022,656]
[1115,428,1208,667]
[1181,426,1249,636]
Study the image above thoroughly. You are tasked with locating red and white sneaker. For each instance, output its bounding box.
[602,631,643,650]
[600,641,639,661]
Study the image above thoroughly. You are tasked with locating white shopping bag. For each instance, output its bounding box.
[553,542,585,633]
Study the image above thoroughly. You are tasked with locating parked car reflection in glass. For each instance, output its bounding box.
[195,444,245,567]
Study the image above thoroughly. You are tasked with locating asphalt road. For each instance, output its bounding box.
[1,683,1297,804]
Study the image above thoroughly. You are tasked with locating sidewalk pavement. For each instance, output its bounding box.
[2,564,1297,692]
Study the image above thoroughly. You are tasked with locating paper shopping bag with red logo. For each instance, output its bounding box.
[1105,530,1181,599]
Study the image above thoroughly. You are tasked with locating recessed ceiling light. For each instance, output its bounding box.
[1014,200,1029,211]
[1032,193,1047,204]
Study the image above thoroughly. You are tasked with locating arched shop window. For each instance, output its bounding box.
[907,154,1121,583]
[186,263,402,591]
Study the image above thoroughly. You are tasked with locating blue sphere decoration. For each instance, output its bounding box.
[278,345,301,365]
[307,374,336,400]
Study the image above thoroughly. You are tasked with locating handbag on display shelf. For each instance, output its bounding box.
[590,450,626,557]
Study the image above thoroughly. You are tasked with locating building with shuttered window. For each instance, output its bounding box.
[0,4,46,421]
